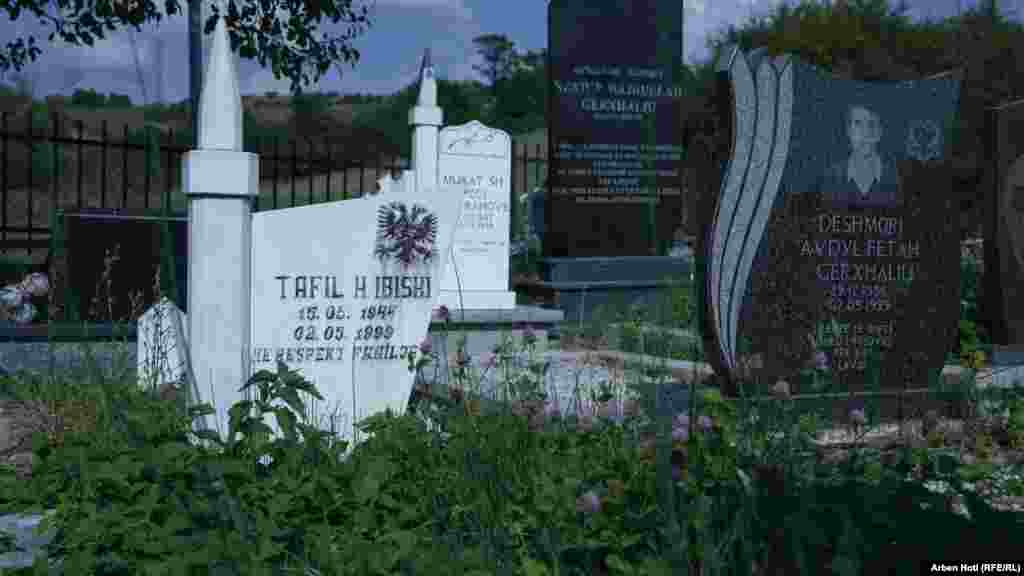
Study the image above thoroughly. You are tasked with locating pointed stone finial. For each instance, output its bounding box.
[198,15,243,151]
[416,48,437,108]
[419,47,431,76]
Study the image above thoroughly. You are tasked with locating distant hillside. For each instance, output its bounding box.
[242,93,374,126]
[0,87,409,214]
[0,87,398,157]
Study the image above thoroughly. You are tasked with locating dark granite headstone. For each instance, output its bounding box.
[988,100,1024,348]
[546,0,685,258]
[62,210,187,322]
[699,47,962,402]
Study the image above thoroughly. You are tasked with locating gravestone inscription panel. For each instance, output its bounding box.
[437,120,515,309]
[700,47,962,399]
[546,0,684,257]
[249,187,463,449]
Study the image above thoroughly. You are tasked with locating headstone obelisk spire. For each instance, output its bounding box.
[181,14,259,442]
[409,49,442,195]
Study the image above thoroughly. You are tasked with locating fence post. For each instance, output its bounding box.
[181,15,259,443]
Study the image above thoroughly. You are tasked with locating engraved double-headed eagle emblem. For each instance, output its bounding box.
[374,201,439,267]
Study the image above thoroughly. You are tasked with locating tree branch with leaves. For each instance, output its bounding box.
[0,0,374,94]
[472,33,516,100]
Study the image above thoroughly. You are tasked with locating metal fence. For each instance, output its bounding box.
[0,110,550,264]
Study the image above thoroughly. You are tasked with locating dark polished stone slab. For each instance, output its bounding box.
[538,256,692,324]
[545,0,685,258]
[541,256,692,284]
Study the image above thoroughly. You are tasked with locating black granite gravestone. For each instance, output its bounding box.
[541,0,688,322]
[545,0,684,258]
[61,210,187,322]
[699,47,962,411]
[989,100,1024,346]
[986,99,1024,387]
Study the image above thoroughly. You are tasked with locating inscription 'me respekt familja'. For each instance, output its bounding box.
[250,273,431,367]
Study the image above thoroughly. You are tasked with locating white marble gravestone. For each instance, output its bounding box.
[249,186,463,449]
[437,120,516,310]
[136,297,189,391]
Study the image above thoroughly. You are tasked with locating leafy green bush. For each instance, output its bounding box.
[1,343,1019,575]
[755,473,1022,574]
[957,249,989,368]
[0,244,1020,575]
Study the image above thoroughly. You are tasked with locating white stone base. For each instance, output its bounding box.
[437,290,517,310]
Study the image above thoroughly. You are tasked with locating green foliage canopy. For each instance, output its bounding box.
[351,78,491,160]
[472,33,517,98]
[0,0,375,94]
[68,89,132,108]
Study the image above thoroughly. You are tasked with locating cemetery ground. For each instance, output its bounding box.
[0,253,1022,575]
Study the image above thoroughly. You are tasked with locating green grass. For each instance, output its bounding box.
[0,249,1021,575]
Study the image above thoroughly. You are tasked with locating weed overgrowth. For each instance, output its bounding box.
[0,242,1020,575]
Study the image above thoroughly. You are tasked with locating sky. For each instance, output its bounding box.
[0,0,1015,105]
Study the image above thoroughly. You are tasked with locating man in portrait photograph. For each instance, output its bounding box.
[816,104,903,208]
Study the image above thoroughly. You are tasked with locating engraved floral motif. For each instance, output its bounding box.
[446,123,497,152]
[905,119,942,162]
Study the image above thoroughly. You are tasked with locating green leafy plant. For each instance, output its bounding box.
[1009,398,1024,450]
[3,103,1024,575]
